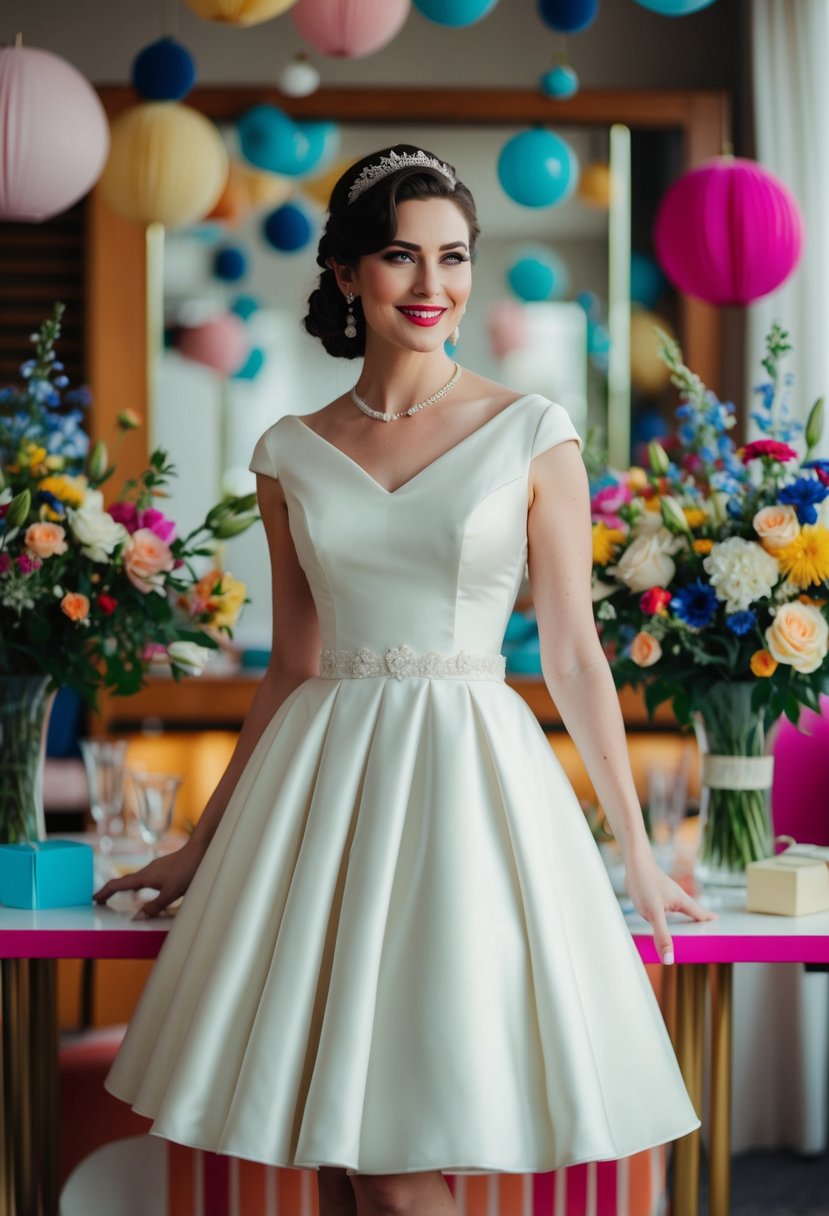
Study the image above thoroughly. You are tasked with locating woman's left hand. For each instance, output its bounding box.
[623,849,718,965]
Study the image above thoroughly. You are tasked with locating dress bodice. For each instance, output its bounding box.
[249,394,582,658]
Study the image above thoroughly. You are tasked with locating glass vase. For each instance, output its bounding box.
[693,680,774,888]
[0,674,55,844]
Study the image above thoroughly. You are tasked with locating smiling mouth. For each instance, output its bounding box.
[396,306,448,326]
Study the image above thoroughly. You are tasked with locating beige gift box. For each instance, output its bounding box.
[746,845,829,917]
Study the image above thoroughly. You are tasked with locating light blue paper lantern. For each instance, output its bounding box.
[413,0,499,25]
[230,294,260,321]
[262,201,313,252]
[497,128,578,208]
[539,64,579,100]
[630,251,667,309]
[575,289,601,318]
[633,0,717,13]
[507,246,569,301]
[537,0,598,33]
[290,120,341,178]
[232,347,266,380]
[239,106,338,178]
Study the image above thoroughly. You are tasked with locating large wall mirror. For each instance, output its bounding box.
[89,87,728,650]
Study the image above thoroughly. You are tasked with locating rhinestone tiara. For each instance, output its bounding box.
[346,149,457,205]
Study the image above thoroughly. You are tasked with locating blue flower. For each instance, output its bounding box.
[726,496,744,518]
[725,610,757,636]
[779,477,829,524]
[671,579,719,629]
[36,490,65,515]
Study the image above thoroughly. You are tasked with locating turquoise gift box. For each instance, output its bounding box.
[0,840,94,909]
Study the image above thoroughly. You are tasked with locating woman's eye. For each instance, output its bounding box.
[383,250,468,264]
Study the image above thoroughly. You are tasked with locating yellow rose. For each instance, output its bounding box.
[765,601,829,674]
[753,504,800,552]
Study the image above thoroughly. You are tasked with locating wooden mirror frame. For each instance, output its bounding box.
[87,85,729,486]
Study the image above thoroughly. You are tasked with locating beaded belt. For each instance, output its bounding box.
[318,644,506,681]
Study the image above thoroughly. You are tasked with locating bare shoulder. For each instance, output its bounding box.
[292,392,355,440]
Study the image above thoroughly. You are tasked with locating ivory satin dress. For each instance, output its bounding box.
[104,393,701,1175]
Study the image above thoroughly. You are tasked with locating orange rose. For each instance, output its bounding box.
[750,649,778,678]
[753,504,800,552]
[630,631,662,667]
[24,521,68,558]
[123,527,174,594]
[60,592,90,622]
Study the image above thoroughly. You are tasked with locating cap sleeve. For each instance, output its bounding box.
[531,400,583,459]
[249,426,278,479]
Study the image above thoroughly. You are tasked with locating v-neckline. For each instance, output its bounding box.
[288,393,535,497]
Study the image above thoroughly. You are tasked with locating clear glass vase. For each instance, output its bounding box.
[0,674,55,843]
[693,680,774,888]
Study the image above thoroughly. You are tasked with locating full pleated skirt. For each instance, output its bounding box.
[104,675,700,1175]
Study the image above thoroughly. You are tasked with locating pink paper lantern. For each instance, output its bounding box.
[771,695,829,850]
[0,44,109,222]
[177,314,249,376]
[487,300,530,360]
[653,156,804,306]
[291,0,410,57]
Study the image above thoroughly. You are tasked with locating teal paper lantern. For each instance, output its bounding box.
[539,64,579,100]
[507,246,569,301]
[630,251,667,309]
[633,0,717,12]
[230,294,260,320]
[413,0,499,25]
[498,128,578,208]
[262,201,313,252]
[232,347,266,379]
[239,105,338,177]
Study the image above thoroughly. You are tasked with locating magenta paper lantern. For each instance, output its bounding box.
[653,156,804,306]
[291,0,410,57]
[0,44,109,222]
[177,314,249,376]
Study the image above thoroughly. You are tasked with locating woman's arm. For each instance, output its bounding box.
[93,471,321,916]
[526,440,716,961]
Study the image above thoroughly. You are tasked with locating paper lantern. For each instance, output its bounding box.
[131,38,196,101]
[230,294,261,320]
[634,0,717,14]
[653,156,804,306]
[291,0,410,57]
[278,54,321,97]
[537,0,598,32]
[498,128,578,208]
[413,0,499,26]
[213,245,248,282]
[302,157,358,207]
[232,347,267,379]
[487,300,530,359]
[539,64,579,100]
[262,201,314,251]
[630,251,667,309]
[0,44,109,222]
[177,314,249,376]
[630,310,674,394]
[507,246,569,301]
[184,0,297,25]
[577,161,613,208]
[238,104,339,177]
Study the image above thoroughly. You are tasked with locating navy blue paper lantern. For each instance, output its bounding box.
[633,0,717,13]
[413,0,499,25]
[232,347,266,380]
[498,128,578,208]
[230,294,261,321]
[213,246,248,282]
[131,38,197,101]
[539,63,579,99]
[262,202,313,252]
[537,0,598,33]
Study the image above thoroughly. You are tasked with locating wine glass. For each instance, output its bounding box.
[648,750,691,868]
[79,738,127,858]
[129,771,181,859]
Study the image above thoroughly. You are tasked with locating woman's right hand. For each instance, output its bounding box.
[93,838,208,920]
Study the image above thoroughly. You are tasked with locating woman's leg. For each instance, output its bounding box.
[350,1170,458,1216]
[318,1166,359,1216]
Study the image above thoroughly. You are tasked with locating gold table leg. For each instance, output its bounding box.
[1,958,60,1216]
[708,962,732,1216]
[670,964,707,1216]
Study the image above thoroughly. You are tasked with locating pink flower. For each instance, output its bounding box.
[16,553,42,575]
[139,507,176,543]
[740,440,798,464]
[108,502,139,532]
[123,528,175,594]
[0,553,10,575]
[591,482,632,517]
[640,587,672,615]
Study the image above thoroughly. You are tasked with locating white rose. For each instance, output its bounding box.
[702,537,780,613]
[167,640,212,675]
[68,492,128,562]
[629,500,665,537]
[766,601,829,674]
[607,529,678,593]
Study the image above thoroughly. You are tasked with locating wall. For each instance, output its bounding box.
[9,0,742,92]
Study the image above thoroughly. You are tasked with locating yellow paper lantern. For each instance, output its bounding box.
[99,102,228,228]
[630,310,675,395]
[206,160,292,225]
[577,161,614,209]
[242,165,293,210]
[301,157,359,208]
[184,0,296,25]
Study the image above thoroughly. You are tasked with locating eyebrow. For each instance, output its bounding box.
[386,240,469,252]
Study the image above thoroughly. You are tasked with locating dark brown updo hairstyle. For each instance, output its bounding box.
[303,144,480,359]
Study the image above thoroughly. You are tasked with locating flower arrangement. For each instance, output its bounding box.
[0,304,258,706]
[589,323,829,876]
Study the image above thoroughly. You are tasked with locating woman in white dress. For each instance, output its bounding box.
[95,145,716,1216]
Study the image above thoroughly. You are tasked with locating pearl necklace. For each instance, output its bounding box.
[350,363,463,423]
